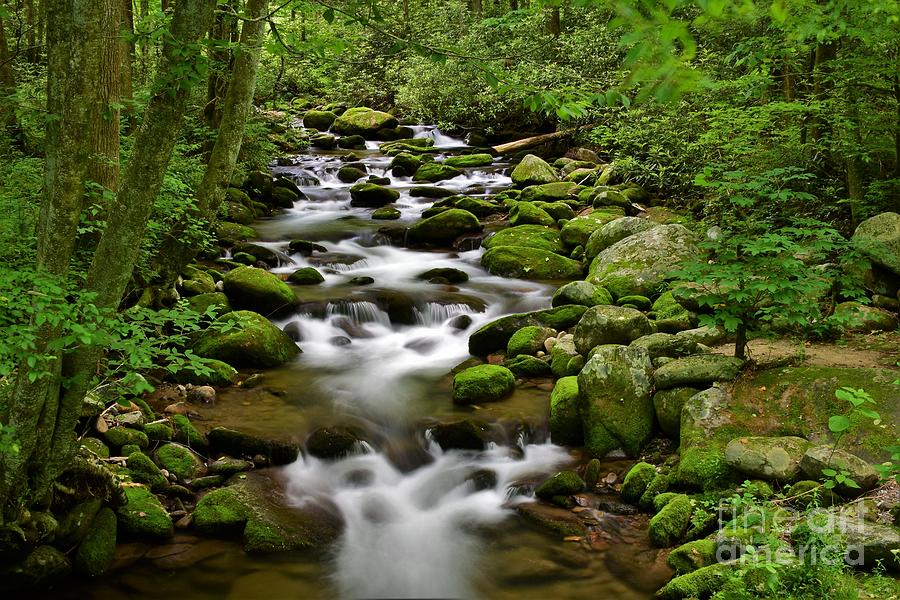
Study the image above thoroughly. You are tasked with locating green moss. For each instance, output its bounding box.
[194,310,300,369]
[667,538,718,575]
[468,305,586,356]
[452,365,516,404]
[653,387,699,439]
[639,472,671,511]
[143,422,173,442]
[511,154,558,187]
[617,295,651,310]
[222,266,296,315]
[657,563,731,599]
[560,210,625,248]
[172,414,207,450]
[504,354,552,377]
[509,202,556,227]
[73,507,117,576]
[551,280,613,308]
[535,470,585,500]
[507,325,554,357]
[621,462,657,504]
[186,292,231,315]
[154,443,205,481]
[193,487,250,535]
[654,355,744,390]
[653,492,680,513]
[482,246,583,280]
[172,358,238,387]
[549,376,582,446]
[216,222,258,245]
[120,444,140,456]
[413,162,464,182]
[443,153,493,168]
[408,208,482,245]
[116,486,173,541]
[126,452,166,490]
[648,493,694,547]
[103,427,148,450]
[79,437,110,458]
[482,225,565,255]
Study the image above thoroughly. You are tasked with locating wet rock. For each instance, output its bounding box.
[207,427,301,466]
[222,267,297,316]
[338,166,367,183]
[155,443,206,481]
[482,224,565,255]
[452,364,516,404]
[535,471,585,499]
[585,217,658,261]
[186,385,216,405]
[504,354,553,377]
[349,182,400,208]
[468,305,587,356]
[371,206,401,220]
[448,314,473,331]
[444,153,493,168]
[270,186,300,209]
[509,201,556,227]
[574,305,653,355]
[416,267,469,283]
[481,246,582,280]
[288,267,325,286]
[337,134,366,150]
[620,462,657,504]
[287,239,328,254]
[520,181,584,204]
[408,185,454,198]
[330,336,352,346]
[413,162,464,183]
[193,311,300,369]
[305,427,365,459]
[516,503,587,537]
[507,325,556,357]
[667,539,718,575]
[426,419,491,450]
[208,457,254,476]
[7,545,71,588]
[648,493,693,547]
[127,451,167,490]
[303,109,336,130]
[408,208,482,245]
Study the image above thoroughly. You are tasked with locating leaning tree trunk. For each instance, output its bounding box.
[155,0,268,287]
[0,0,110,522]
[0,0,215,519]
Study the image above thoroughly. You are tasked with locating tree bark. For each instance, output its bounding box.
[0,3,20,136]
[156,0,268,285]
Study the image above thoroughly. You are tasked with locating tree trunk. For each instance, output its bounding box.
[810,40,837,146]
[547,7,560,36]
[156,0,268,285]
[121,0,135,128]
[0,4,20,136]
[203,7,234,128]
[0,0,216,520]
[844,85,866,227]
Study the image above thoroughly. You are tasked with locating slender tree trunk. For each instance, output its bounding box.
[0,4,20,136]
[121,0,135,127]
[546,7,560,36]
[0,0,104,520]
[204,7,233,128]
[810,41,837,146]
[510,0,518,10]
[156,0,268,286]
[844,85,866,227]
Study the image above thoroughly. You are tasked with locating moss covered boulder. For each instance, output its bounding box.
[467,305,587,355]
[482,225,565,255]
[302,109,336,131]
[426,419,491,451]
[800,446,879,492]
[443,153,493,168]
[676,387,738,489]
[573,305,653,355]
[549,376,582,446]
[349,182,400,207]
[648,493,693,547]
[408,208,482,245]
[288,267,325,285]
[413,162,464,183]
[657,563,730,599]
[509,201,556,227]
[372,206,401,220]
[73,507,117,576]
[116,486,172,541]
[654,355,744,390]
[585,217,658,261]
[192,472,341,553]
[620,462,657,504]
[155,443,205,481]
[331,107,398,138]
[507,325,555,357]
[560,210,626,249]
[222,266,297,315]
[831,301,899,332]
[504,354,552,377]
[724,436,811,482]
[481,246,582,280]
[126,451,167,490]
[551,280,613,308]
[535,470,585,500]
[667,539,718,575]
[194,311,300,368]
[550,335,585,377]
[588,224,699,299]
[653,387,700,439]
[577,345,654,457]
[207,427,301,465]
[519,181,584,204]
[511,154,558,187]
[452,364,516,404]
[851,211,900,275]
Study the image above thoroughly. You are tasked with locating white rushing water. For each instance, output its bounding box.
[271,126,569,598]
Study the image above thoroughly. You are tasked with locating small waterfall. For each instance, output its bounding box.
[326,301,391,326]
[414,302,477,326]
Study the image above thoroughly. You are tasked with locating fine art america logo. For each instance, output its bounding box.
[713,499,874,567]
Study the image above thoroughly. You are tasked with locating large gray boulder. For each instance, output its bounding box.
[653,354,744,390]
[510,154,558,187]
[851,212,900,276]
[585,217,659,261]
[588,224,699,299]
[724,436,811,481]
[800,445,879,492]
[573,305,653,355]
[577,345,654,457]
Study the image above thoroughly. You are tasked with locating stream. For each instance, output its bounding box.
[56,127,667,600]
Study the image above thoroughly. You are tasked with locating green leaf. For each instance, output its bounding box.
[828,415,851,433]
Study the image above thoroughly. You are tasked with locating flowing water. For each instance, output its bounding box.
[55,127,667,600]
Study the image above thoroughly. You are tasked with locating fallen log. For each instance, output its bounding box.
[491,125,593,155]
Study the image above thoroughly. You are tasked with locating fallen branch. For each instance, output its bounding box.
[492,125,593,155]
